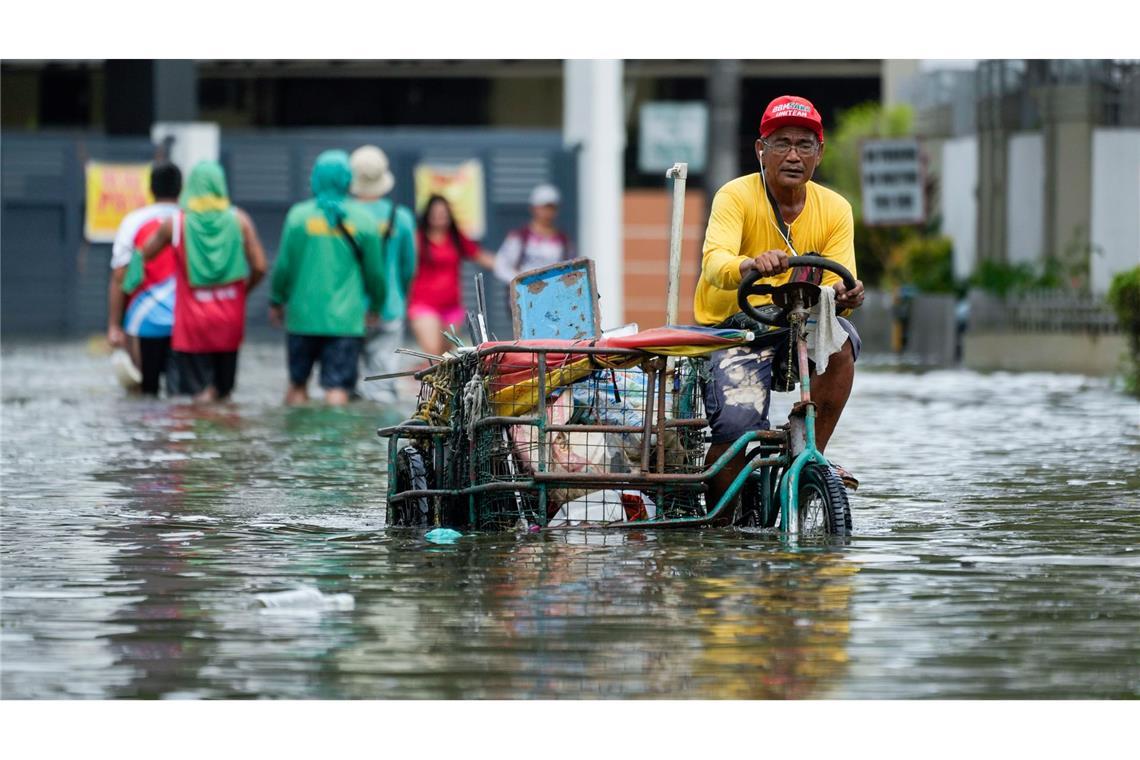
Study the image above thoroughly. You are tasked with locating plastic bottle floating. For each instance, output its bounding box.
[425,528,463,545]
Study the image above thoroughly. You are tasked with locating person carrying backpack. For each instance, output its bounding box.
[492,183,573,284]
[269,150,385,406]
[349,145,417,405]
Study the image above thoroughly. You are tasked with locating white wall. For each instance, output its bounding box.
[1005,132,1045,266]
[1091,128,1140,294]
[941,136,978,281]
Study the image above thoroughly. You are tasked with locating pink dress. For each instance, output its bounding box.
[406,231,478,325]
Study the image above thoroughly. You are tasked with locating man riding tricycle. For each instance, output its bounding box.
[378,94,864,538]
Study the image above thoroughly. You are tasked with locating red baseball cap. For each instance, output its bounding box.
[760,95,824,143]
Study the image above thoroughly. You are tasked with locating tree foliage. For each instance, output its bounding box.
[817,101,917,288]
[1107,265,1140,395]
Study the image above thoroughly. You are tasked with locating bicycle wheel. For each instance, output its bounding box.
[392,445,433,527]
[736,468,780,529]
[792,463,851,537]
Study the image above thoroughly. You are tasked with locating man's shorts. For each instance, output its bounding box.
[172,350,238,399]
[287,334,362,390]
[702,317,861,445]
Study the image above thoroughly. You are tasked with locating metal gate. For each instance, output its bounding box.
[2,128,578,341]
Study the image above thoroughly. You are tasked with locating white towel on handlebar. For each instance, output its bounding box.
[805,286,849,375]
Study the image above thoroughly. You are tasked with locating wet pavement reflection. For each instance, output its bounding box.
[2,342,1138,698]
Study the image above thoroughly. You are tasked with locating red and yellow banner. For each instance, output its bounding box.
[413,159,486,240]
[85,162,153,242]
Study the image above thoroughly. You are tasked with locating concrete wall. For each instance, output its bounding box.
[846,289,893,355]
[941,136,978,280]
[1006,131,1046,266]
[906,294,958,366]
[964,332,1127,375]
[1090,127,1140,294]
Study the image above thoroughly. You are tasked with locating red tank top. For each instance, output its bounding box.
[170,211,248,353]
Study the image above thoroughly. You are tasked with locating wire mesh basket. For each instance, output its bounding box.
[381,343,714,530]
[464,346,709,529]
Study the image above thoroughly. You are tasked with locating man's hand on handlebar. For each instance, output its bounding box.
[834,278,865,311]
[739,250,790,279]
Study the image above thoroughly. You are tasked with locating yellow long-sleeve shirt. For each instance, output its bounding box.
[695,173,857,325]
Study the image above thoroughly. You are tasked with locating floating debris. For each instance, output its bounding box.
[425,528,463,545]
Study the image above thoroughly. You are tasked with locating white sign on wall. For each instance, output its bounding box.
[638,102,708,173]
[860,138,924,226]
[151,122,221,175]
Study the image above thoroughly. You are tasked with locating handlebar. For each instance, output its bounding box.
[737,254,856,326]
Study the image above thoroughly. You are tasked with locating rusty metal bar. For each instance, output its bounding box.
[472,417,708,434]
[377,424,451,437]
[388,488,461,502]
[531,458,783,485]
[536,351,548,520]
[476,344,647,359]
[655,360,668,474]
[639,363,656,473]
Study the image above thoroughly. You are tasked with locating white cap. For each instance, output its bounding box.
[529,183,561,207]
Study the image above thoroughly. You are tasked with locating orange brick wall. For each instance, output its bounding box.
[622,189,708,329]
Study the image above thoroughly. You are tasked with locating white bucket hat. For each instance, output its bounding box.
[529,183,561,207]
[350,145,396,198]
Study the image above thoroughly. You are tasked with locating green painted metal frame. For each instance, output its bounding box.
[775,316,833,534]
[378,317,831,534]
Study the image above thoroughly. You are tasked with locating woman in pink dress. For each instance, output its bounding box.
[406,195,495,357]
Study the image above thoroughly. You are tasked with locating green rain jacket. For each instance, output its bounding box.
[270,152,385,337]
[357,198,417,323]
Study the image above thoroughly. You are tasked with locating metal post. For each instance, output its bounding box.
[639,365,657,473]
[664,163,688,328]
[536,352,548,521]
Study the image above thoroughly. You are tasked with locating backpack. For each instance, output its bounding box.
[511,225,571,273]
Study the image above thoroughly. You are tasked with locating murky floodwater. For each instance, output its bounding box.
[2,341,1138,699]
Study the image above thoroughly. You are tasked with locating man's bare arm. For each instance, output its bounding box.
[107,267,128,347]
[140,218,173,261]
[236,208,268,292]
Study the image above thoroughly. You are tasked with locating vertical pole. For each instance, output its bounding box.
[386,435,399,521]
[797,327,816,453]
[564,59,626,330]
[655,359,668,474]
[706,60,741,202]
[536,352,548,522]
[639,365,656,473]
[664,163,688,328]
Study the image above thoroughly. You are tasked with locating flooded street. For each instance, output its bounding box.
[2,341,1138,699]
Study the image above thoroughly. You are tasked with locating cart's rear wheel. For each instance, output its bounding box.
[392,445,434,527]
[792,463,851,537]
[736,474,775,528]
